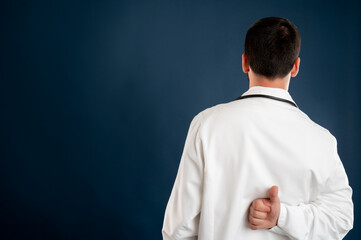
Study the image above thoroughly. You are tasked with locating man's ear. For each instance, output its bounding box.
[291,57,301,77]
[242,54,250,73]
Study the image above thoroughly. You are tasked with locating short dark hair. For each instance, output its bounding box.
[245,17,301,79]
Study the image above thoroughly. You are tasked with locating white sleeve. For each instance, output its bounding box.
[162,114,204,240]
[269,137,354,239]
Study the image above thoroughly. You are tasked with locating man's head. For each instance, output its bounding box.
[243,17,301,80]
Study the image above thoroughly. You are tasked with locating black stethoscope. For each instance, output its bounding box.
[233,94,298,108]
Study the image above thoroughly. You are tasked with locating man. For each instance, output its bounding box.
[162,17,353,239]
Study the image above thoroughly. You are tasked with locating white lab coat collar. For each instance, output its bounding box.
[241,86,297,106]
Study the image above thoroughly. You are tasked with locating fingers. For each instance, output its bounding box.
[249,222,261,230]
[262,199,272,207]
[248,214,265,226]
[248,199,270,230]
[248,187,281,231]
[249,206,268,219]
[252,199,271,212]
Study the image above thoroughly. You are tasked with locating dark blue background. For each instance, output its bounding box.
[1,0,360,239]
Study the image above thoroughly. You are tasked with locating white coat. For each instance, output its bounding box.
[162,86,353,240]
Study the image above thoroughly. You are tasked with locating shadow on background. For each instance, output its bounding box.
[1,0,360,239]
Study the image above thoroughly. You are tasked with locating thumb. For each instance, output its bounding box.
[269,185,279,203]
[268,186,280,223]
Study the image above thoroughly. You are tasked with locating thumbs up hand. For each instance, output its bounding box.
[248,186,280,230]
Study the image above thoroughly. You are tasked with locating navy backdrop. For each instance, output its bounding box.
[1,0,360,239]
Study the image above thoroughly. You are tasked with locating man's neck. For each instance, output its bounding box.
[248,72,290,91]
